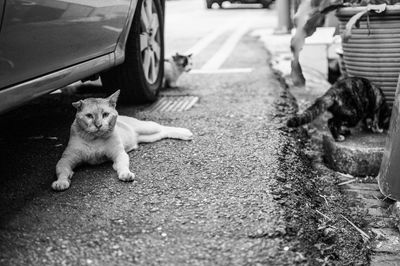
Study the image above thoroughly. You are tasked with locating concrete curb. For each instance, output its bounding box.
[252,29,387,177]
[254,28,400,266]
[323,133,386,177]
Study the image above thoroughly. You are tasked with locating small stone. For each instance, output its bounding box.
[283,246,289,251]
[392,202,400,218]
[149,208,159,212]
[161,232,167,237]
[322,133,385,176]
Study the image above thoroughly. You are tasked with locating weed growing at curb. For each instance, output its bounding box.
[271,71,370,265]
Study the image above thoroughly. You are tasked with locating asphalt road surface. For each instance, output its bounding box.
[0,1,307,265]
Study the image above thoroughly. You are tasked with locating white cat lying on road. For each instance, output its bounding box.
[52,90,193,191]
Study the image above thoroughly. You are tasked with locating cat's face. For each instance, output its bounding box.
[172,53,193,72]
[72,91,120,137]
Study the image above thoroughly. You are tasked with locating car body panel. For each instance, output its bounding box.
[0,53,114,112]
[0,1,5,29]
[114,0,137,65]
[0,0,132,89]
[0,0,142,114]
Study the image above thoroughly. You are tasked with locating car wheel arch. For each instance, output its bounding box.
[101,0,165,104]
[114,0,165,66]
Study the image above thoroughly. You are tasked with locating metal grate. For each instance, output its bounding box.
[148,96,199,112]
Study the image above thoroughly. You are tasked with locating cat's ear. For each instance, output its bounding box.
[187,53,193,58]
[72,100,83,110]
[108,90,120,108]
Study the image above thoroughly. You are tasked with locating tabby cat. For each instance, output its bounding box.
[287,77,391,141]
[164,53,193,88]
[52,90,193,191]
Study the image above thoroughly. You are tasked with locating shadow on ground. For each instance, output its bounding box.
[0,84,122,226]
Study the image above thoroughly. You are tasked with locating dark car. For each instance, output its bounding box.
[206,0,274,9]
[0,0,165,114]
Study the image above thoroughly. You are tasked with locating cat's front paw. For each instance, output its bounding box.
[52,179,70,191]
[365,118,373,129]
[371,126,384,133]
[118,171,135,182]
[335,135,345,142]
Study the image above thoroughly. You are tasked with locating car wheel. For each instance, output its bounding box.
[101,0,164,104]
[260,0,273,8]
[206,0,213,9]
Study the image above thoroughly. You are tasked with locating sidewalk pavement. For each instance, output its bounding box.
[252,28,400,265]
[252,28,386,177]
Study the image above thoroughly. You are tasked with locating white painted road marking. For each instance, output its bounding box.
[190,68,253,74]
[185,23,232,56]
[201,21,252,71]
[102,25,122,32]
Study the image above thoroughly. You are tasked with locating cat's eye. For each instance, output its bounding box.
[103,112,109,118]
[85,113,93,119]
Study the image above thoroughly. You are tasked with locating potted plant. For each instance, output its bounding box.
[291,0,400,107]
[337,3,400,107]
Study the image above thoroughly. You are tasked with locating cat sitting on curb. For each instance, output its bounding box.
[163,53,193,88]
[52,90,193,191]
[287,77,391,142]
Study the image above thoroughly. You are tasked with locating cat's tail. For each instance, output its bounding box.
[163,126,194,141]
[287,95,334,127]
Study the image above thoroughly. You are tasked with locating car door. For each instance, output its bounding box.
[0,1,4,28]
[0,0,132,89]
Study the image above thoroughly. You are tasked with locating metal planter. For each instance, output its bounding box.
[336,5,400,107]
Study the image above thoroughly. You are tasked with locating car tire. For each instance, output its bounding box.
[206,0,213,9]
[101,0,164,104]
[260,0,273,8]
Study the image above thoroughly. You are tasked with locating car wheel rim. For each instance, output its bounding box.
[140,0,161,85]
